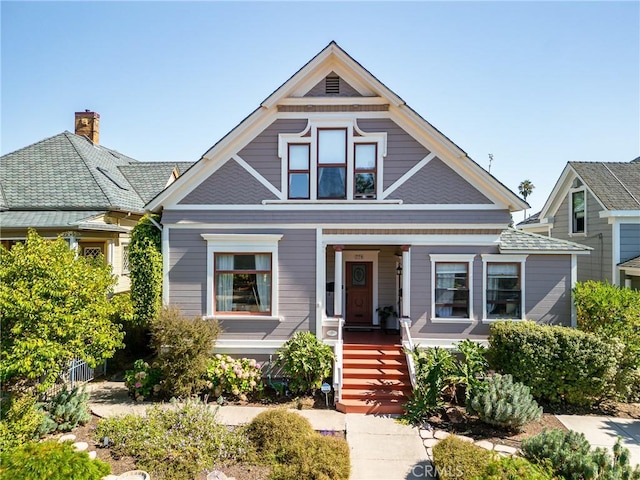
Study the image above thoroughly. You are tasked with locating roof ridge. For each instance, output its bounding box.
[1,131,71,158]
[600,162,640,208]
[64,132,112,206]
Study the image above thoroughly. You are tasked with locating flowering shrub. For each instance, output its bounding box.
[124,359,161,402]
[206,355,263,401]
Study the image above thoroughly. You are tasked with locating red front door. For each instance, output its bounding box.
[345,262,373,326]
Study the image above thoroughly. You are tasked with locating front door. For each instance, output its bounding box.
[345,262,373,326]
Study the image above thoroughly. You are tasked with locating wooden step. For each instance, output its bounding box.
[341,388,410,400]
[343,343,403,350]
[343,358,406,368]
[336,398,405,414]
[343,349,405,359]
[342,377,412,389]
[343,367,409,379]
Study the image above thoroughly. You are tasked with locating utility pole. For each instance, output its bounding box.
[488,154,494,173]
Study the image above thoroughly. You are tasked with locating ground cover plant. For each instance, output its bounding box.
[36,386,91,435]
[476,456,554,480]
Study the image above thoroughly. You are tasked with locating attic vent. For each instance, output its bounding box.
[97,166,129,190]
[325,76,340,95]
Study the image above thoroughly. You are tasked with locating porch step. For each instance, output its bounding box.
[337,342,412,415]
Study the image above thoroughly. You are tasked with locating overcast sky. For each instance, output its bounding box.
[2,1,638,217]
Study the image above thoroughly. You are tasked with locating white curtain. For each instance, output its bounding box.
[255,254,271,312]
[215,254,234,312]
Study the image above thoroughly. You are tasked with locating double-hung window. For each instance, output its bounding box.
[571,190,585,234]
[215,254,272,314]
[317,128,347,199]
[288,144,310,199]
[482,255,527,322]
[435,263,469,318]
[354,144,377,198]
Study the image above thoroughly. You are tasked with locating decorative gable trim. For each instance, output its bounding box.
[540,165,608,220]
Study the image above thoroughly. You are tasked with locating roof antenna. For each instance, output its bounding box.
[488,153,494,173]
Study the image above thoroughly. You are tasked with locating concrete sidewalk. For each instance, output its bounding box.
[556,415,640,468]
[88,381,429,479]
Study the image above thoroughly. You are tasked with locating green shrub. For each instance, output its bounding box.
[270,434,350,480]
[468,374,542,431]
[474,456,554,480]
[96,398,247,480]
[37,386,91,435]
[276,332,334,395]
[522,428,640,480]
[451,339,489,403]
[124,359,162,401]
[402,346,455,424]
[206,354,263,401]
[574,280,640,401]
[150,306,220,398]
[245,408,315,465]
[0,440,111,480]
[432,435,495,480]
[487,321,622,406]
[0,393,44,452]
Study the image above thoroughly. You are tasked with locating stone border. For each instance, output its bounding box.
[418,425,520,461]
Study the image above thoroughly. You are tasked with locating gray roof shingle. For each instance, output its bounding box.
[570,161,640,211]
[0,210,105,229]
[619,255,640,269]
[119,162,193,204]
[499,228,591,252]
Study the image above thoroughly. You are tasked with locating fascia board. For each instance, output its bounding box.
[539,165,574,219]
[388,105,528,211]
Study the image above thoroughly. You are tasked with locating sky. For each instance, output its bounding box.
[2,1,639,218]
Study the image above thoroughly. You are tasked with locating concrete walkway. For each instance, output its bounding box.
[556,415,640,468]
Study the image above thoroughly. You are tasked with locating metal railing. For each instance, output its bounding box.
[400,317,417,389]
[332,317,345,403]
[43,359,105,399]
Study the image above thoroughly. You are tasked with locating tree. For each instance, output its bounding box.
[518,179,535,220]
[129,214,163,326]
[0,230,124,392]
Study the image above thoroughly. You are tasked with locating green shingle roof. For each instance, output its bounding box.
[499,228,591,252]
[119,162,193,204]
[0,210,105,229]
[570,161,640,211]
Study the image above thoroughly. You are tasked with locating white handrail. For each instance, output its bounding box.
[333,317,345,403]
[400,317,417,389]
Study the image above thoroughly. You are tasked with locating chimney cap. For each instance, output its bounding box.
[75,110,100,117]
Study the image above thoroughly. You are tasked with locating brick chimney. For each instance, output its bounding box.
[74,110,100,144]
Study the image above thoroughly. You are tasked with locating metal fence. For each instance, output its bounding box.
[43,359,106,399]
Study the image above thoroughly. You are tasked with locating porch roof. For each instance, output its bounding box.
[499,228,592,253]
[619,255,640,269]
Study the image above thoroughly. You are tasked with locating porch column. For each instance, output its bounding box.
[334,245,344,317]
[401,245,411,318]
[68,235,78,256]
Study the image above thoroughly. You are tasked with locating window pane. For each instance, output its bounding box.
[573,191,585,213]
[355,144,376,170]
[318,130,346,165]
[215,253,272,314]
[355,173,375,195]
[233,255,256,270]
[318,167,346,198]
[289,144,309,170]
[487,262,521,318]
[487,263,518,276]
[289,173,309,199]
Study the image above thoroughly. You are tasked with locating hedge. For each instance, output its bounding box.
[487,321,622,406]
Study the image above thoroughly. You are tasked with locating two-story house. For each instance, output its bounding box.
[519,159,640,290]
[147,42,591,413]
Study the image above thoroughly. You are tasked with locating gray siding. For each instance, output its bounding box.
[525,255,571,326]
[237,119,309,190]
[162,209,512,226]
[304,74,363,97]
[620,224,640,263]
[179,159,277,205]
[389,158,493,205]
[551,189,612,282]
[357,118,430,188]
[167,228,316,341]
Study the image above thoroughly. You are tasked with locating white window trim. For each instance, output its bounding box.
[429,254,475,323]
[201,234,283,320]
[278,118,387,201]
[569,187,587,237]
[481,254,528,323]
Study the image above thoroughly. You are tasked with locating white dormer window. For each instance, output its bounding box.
[279,119,386,201]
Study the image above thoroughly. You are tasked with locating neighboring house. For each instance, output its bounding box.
[518,159,640,289]
[0,111,192,293]
[147,42,591,412]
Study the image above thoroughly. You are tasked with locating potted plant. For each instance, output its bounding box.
[376,305,398,333]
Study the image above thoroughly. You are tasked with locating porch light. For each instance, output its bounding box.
[396,264,403,276]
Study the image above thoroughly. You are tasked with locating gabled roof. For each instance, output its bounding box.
[0,132,193,227]
[147,42,528,212]
[516,211,541,227]
[499,228,591,253]
[568,162,640,210]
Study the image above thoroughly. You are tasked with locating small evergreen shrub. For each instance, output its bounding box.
[487,321,622,406]
[206,354,263,401]
[475,456,554,480]
[276,332,334,394]
[37,386,91,435]
[150,306,220,398]
[0,440,111,480]
[0,393,44,452]
[96,398,247,480]
[245,408,315,465]
[270,434,350,480]
[468,374,542,431]
[124,359,162,401]
[522,428,640,480]
[432,435,495,480]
